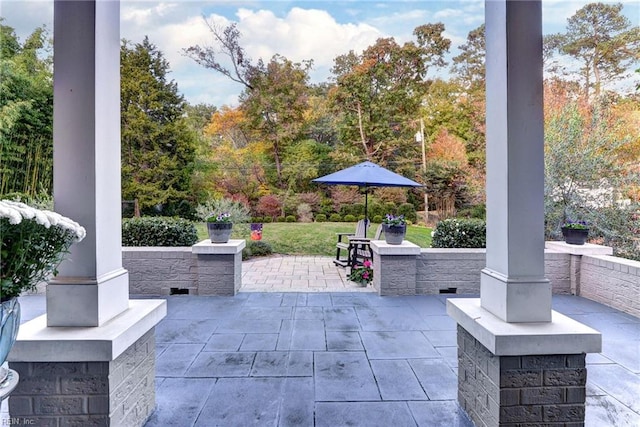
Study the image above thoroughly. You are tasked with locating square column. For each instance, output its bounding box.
[193,240,246,295]
[370,241,421,295]
[481,0,550,323]
[47,0,128,326]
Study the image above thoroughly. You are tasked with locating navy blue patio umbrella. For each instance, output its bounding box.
[312,161,423,235]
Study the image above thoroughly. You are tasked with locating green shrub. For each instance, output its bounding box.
[276,216,286,222]
[358,214,366,221]
[122,217,198,246]
[398,203,417,223]
[458,204,486,220]
[243,240,273,259]
[372,215,383,224]
[315,213,327,222]
[263,216,273,223]
[329,213,342,222]
[383,202,396,215]
[285,215,296,222]
[252,216,264,223]
[431,218,486,248]
[343,214,357,222]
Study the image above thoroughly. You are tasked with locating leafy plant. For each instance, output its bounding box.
[207,213,231,223]
[562,220,588,230]
[382,214,406,226]
[431,218,486,248]
[0,200,86,300]
[122,217,198,247]
[348,260,373,284]
[196,198,250,224]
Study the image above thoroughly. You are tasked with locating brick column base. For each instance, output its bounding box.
[9,329,156,427]
[193,240,245,296]
[457,326,587,426]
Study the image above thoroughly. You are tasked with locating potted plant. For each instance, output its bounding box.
[382,214,406,245]
[348,260,373,286]
[0,200,86,384]
[206,212,233,243]
[561,220,589,245]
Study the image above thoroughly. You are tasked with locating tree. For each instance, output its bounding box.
[329,24,451,163]
[120,37,197,216]
[0,22,53,197]
[544,98,639,258]
[546,2,640,99]
[451,24,485,92]
[239,55,312,188]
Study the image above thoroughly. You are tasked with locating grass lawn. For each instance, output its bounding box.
[196,222,432,256]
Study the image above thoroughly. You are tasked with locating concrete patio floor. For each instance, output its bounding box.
[5,256,640,426]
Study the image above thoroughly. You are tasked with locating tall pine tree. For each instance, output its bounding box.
[121,37,197,217]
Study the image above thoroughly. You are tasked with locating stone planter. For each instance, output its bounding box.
[0,297,20,384]
[383,224,406,245]
[561,226,589,245]
[207,222,233,243]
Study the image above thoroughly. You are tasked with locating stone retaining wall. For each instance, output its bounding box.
[580,255,640,318]
[123,247,196,295]
[415,249,572,295]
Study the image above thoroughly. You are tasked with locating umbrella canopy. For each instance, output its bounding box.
[313,161,423,235]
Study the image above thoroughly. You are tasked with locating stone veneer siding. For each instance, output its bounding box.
[123,247,197,295]
[372,252,417,296]
[9,329,156,427]
[457,326,587,427]
[416,249,571,295]
[579,255,640,318]
[196,253,241,296]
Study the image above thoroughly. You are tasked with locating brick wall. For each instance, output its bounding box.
[416,249,572,295]
[580,255,640,318]
[372,253,417,296]
[9,329,156,427]
[123,247,197,295]
[457,326,587,427]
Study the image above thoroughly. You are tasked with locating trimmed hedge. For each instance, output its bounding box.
[343,214,356,222]
[431,218,486,248]
[329,213,342,222]
[122,217,198,246]
[315,214,327,222]
[285,215,296,222]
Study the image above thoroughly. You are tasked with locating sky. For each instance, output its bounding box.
[2,0,639,107]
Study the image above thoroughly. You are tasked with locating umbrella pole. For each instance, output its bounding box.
[364,186,368,238]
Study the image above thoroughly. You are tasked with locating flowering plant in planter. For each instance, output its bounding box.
[382,214,406,226]
[349,260,373,286]
[207,212,232,223]
[562,220,588,229]
[0,200,86,300]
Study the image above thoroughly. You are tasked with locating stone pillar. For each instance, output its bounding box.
[193,240,246,296]
[480,0,550,323]
[448,299,601,427]
[47,0,128,327]
[370,241,421,296]
[9,3,166,426]
[447,2,602,426]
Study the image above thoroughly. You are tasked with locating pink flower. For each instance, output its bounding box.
[363,260,372,268]
[362,272,369,279]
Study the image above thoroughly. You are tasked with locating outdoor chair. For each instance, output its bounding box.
[334,220,383,268]
[334,219,369,267]
[347,224,383,267]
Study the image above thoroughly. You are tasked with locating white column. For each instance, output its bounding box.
[480,0,551,322]
[47,0,128,326]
